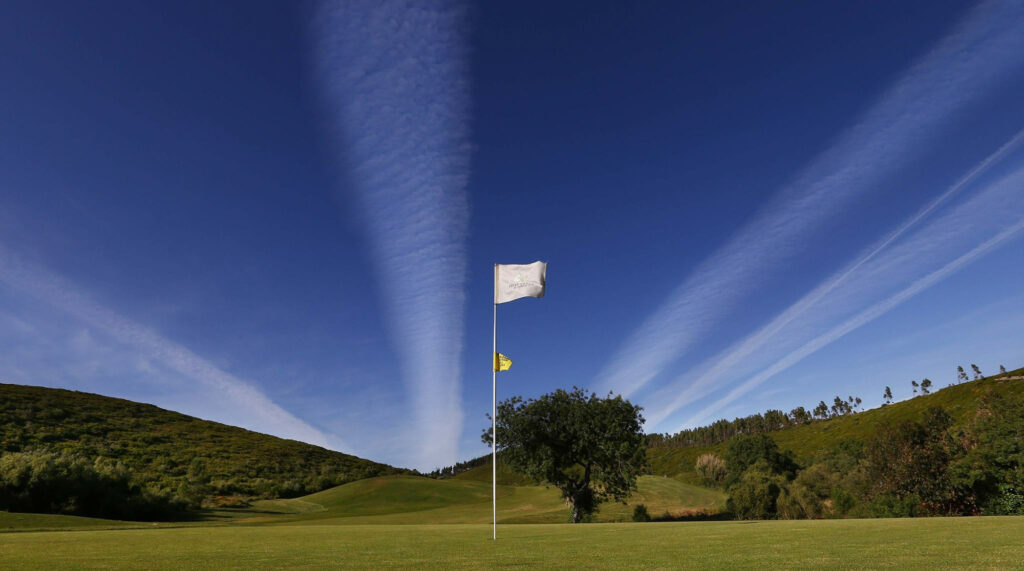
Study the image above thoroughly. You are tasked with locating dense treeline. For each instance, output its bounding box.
[646,395,863,449]
[0,383,407,514]
[709,387,1024,519]
[0,451,190,520]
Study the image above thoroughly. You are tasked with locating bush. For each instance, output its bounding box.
[869,494,922,518]
[723,434,797,485]
[777,481,820,520]
[831,487,857,516]
[695,454,726,484]
[209,495,250,508]
[726,459,788,520]
[986,485,1024,515]
[632,504,651,522]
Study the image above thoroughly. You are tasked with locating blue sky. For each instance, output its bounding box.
[1,1,1022,471]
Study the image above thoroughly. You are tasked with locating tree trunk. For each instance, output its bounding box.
[566,485,593,523]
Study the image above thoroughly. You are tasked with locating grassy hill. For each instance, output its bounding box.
[212,473,725,525]
[0,383,406,502]
[647,369,1024,481]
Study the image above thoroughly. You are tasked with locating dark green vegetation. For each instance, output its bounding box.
[0,450,191,520]
[646,368,1024,519]
[0,383,405,519]
[4,517,1024,569]
[486,387,646,523]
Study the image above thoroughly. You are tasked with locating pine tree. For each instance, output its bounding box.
[813,401,829,420]
[883,386,893,405]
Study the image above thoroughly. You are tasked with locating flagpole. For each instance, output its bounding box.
[492,264,498,540]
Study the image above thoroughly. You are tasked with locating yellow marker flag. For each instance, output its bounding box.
[494,353,512,372]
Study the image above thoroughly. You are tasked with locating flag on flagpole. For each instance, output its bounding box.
[494,353,512,372]
[492,260,546,541]
[494,261,547,304]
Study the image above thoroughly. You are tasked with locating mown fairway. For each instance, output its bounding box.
[3,517,1023,569]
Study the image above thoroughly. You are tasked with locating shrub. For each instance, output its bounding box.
[695,453,726,484]
[776,480,821,519]
[831,487,857,516]
[209,495,250,508]
[726,459,788,519]
[723,434,797,485]
[870,494,922,518]
[632,504,651,522]
[986,485,1024,515]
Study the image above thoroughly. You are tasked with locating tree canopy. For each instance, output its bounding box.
[484,387,646,523]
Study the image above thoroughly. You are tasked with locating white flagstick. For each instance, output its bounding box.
[492,265,498,540]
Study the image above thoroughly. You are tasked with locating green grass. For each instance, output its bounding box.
[3,517,1023,569]
[210,474,725,525]
[0,511,148,532]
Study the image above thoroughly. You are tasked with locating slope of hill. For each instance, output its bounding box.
[221,473,725,525]
[647,370,1024,481]
[450,454,536,486]
[0,383,406,502]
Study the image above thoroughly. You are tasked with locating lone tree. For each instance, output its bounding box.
[884,386,893,405]
[484,387,646,523]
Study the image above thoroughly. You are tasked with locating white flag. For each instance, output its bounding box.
[494,261,547,304]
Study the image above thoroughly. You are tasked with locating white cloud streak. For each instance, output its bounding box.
[0,246,333,448]
[642,128,1024,427]
[315,1,471,469]
[681,213,1024,428]
[593,0,1024,398]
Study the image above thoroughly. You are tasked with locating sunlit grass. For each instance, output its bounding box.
[208,474,724,525]
[4,517,1022,569]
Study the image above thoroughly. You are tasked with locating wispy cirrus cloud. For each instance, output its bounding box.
[593,0,1024,399]
[680,207,1024,429]
[315,0,471,469]
[643,128,1024,428]
[0,246,334,448]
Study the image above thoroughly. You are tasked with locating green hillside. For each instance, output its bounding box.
[219,473,724,525]
[0,383,406,504]
[450,454,536,486]
[647,370,1024,480]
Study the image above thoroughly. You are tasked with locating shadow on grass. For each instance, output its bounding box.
[651,510,733,522]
